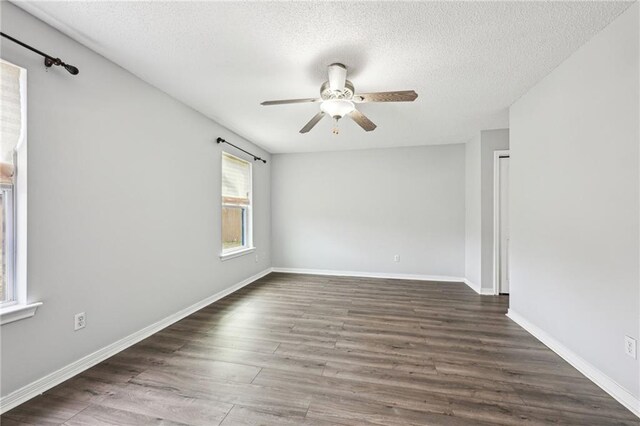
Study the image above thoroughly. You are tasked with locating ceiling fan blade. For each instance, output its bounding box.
[300,112,326,133]
[353,90,418,103]
[328,63,347,91]
[349,110,377,132]
[261,98,321,106]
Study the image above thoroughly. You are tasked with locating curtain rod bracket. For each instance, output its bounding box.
[217,137,267,164]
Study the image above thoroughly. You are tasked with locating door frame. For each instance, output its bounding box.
[492,150,510,296]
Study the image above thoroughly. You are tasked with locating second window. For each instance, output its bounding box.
[221,152,252,255]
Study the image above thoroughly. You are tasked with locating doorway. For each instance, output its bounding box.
[493,151,510,295]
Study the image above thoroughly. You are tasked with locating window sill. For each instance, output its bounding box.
[0,302,43,325]
[220,246,256,261]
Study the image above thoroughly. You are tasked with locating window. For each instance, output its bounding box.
[220,152,253,259]
[0,60,39,324]
[1,60,22,306]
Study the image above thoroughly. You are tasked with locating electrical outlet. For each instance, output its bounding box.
[74,312,86,331]
[393,254,400,263]
[625,336,637,359]
[255,253,259,263]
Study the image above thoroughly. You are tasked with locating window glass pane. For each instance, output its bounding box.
[0,188,6,303]
[1,185,14,304]
[222,153,250,205]
[222,206,245,250]
[1,61,23,172]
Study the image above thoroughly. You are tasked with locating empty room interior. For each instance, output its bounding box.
[0,1,639,424]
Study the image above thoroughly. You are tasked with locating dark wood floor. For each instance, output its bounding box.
[2,273,638,425]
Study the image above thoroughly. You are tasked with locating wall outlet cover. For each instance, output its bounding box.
[74,312,86,331]
[625,335,637,359]
[393,255,400,262]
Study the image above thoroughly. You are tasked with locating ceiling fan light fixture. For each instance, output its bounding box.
[261,63,417,134]
[320,99,355,119]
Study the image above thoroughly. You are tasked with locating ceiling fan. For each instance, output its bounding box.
[261,63,418,134]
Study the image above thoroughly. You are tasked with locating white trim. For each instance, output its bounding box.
[272,267,465,283]
[507,309,640,418]
[1,183,15,303]
[0,268,272,414]
[273,268,497,297]
[462,279,496,295]
[0,302,42,325]
[219,246,256,261]
[492,150,510,296]
[463,278,481,293]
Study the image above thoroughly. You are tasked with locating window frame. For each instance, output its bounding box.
[219,151,254,261]
[0,59,41,325]
[1,183,16,306]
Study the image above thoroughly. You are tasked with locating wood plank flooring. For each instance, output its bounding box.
[3,273,638,425]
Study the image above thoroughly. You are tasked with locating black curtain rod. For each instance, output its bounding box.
[1,32,79,75]
[217,137,267,164]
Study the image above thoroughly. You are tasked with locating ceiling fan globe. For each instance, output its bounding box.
[320,99,355,119]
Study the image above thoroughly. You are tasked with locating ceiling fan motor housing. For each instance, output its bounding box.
[320,80,355,101]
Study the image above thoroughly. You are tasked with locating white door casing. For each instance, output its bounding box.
[499,157,510,294]
[493,150,510,295]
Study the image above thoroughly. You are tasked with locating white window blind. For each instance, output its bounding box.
[0,61,22,184]
[222,152,251,205]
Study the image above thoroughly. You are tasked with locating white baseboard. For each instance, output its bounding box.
[463,278,480,293]
[272,267,465,283]
[507,309,640,418]
[0,267,273,414]
[463,279,497,295]
[272,268,497,296]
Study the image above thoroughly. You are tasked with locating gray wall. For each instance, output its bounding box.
[464,129,509,291]
[479,129,509,291]
[464,134,482,289]
[0,3,271,397]
[271,145,465,277]
[510,2,639,399]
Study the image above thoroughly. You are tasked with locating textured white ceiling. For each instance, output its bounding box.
[16,1,632,153]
